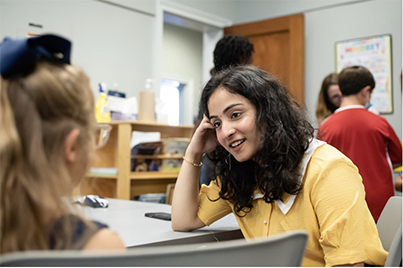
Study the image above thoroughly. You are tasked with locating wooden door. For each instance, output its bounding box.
[225,14,305,104]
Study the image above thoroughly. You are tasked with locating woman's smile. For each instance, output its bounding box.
[230,139,245,148]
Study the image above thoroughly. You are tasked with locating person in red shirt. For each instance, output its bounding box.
[317,65,402,222]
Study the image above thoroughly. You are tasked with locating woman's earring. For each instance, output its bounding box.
[225,154,232,171]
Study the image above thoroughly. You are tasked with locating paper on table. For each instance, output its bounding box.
[130,131,161,149]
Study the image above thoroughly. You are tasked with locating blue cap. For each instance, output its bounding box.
[0,34,71,79]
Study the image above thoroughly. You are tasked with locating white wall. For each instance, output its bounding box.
[162,0,232,90]
[0,0,155,102]
[98,0,156,15]
[168,0,237,23]
[162,22,203,124]
[233,0,367,24]
[169,0,367,25]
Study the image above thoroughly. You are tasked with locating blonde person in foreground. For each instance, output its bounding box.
[0,34,125,253]
[171,65,387,267]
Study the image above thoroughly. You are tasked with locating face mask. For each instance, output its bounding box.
[365,91,372,109]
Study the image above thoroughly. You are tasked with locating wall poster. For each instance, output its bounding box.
[336,34,393,114]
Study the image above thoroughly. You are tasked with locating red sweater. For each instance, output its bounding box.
[318,106,402,222]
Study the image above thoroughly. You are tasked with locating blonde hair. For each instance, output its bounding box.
[0,61,96,253]
[315,73,339,125]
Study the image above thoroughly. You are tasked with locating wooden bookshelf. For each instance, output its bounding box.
[74,121,194,200]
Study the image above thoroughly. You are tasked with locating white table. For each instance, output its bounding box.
[77,198,242,248]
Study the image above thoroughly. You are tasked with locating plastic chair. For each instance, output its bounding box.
[377,196,402,251]
[0,230,308,267]
[384,224,402,267]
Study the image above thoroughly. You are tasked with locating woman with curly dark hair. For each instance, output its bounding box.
[172,65,387,267]
[197,35,254,186]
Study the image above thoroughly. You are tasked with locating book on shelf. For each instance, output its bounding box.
[130,141,164,172]
[129,138,190,173]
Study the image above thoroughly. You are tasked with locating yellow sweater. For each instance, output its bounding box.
[198,142,387,267]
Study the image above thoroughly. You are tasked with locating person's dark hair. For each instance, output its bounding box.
[201,65,314,215]
[212,35,254,75]
[339,65,375,96]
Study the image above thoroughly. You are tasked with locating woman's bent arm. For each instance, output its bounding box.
[171,150,205,231]
[171,117,218,232]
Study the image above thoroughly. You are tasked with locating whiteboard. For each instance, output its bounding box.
[336,34,393,114]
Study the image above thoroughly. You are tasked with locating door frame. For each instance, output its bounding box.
[155,1,232,123]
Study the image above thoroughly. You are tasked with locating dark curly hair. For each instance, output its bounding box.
[212,35,254,75]
[201,65,314,215]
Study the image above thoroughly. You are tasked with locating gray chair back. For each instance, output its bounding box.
[384,224,402,267]
[377,196,402,251]
[0,230,308,267]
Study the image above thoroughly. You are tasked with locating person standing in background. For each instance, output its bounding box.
[209,35,254,76]
[315,72,379,127]
[315,73,342,125]
[317,65,402,222]
[196,35,254,128]
[196,35,254,186]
